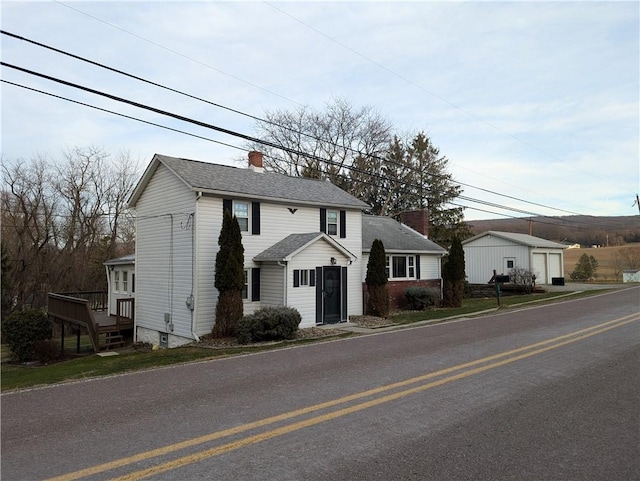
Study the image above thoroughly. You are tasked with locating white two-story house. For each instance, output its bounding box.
[128,152,368,347]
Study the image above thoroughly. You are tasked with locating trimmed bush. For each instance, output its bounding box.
[404,286,439,310]
[365,239,389,317]
[236,306,301,344]
[2,309,52,362]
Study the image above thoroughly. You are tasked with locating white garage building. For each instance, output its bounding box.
[462,231,566,285]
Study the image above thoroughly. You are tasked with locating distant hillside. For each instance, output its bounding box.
[466,215,640,247]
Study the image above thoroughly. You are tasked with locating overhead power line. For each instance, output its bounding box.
[0,29,592,219]
[0,79,244,152]
[1,78,619,232]
[1,63,618,230]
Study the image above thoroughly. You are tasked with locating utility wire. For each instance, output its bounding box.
[0,30,595,219]
[1,65,618,230]
[1,78,616,232]
[0,79,245,152]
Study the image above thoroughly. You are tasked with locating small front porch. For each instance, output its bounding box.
[47,291,134,353]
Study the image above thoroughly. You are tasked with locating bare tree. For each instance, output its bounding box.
[250,97,394,189]
[1,155,58,308]
[249,99,469,248]
[1,147,140,312]
[612,246,640,279]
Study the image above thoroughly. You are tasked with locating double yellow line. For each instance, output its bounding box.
[48,314,638,481]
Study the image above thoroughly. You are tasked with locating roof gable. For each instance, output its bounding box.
[462,231,567,249]
[362,215,446,254]
[253,232,356,262]
[129,154,368,209]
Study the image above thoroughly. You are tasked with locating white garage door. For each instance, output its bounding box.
[549,253,562,279]
[532,253,547,284]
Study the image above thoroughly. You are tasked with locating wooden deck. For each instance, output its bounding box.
[48,293,134,353]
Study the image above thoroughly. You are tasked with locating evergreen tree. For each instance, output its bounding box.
[365,239,389,317]
[212,209,244,337]
[442,236,465,307]
[570,253,599,281]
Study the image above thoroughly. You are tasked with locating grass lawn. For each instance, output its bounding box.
[390,290,595,324]
[1,289,612,392]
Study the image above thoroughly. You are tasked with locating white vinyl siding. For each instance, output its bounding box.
[107,265,135,316]
[463,235,530,284]
[193,197,223,336]
[463,233,564,285]
[135,164,196,342]
[288,239,349,327]
[242,203,363,320]
[260,263,285,307]
[420,255,441,279]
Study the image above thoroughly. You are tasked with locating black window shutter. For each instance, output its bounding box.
[341,266,348,321]
[309,269,316,287]
[315,267,323,323]
[415,255,421,279]
[251,267,260,301]
[252,202,260,235]
[223,198,232,215]
[293,269,300,287]
[339,210,346,238]
[320,208,327,233]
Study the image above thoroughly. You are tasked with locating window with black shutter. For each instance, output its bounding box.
[251,267,261,301]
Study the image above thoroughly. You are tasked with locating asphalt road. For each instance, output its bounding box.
[2,287,639,481]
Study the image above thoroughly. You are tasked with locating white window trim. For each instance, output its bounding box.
[242,269,249,300]
[233,200,250,232]
[389,255,417,280]
[327,210,338,236]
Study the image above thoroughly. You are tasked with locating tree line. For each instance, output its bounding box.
[248,97,470,247]
[1,147,139,316]
[2,99,471,318]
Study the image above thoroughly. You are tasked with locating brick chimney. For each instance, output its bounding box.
[248,151,264,173]
[400,209,429,238]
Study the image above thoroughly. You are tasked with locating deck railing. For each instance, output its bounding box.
[115,298,134,329]
[48,292,134,352]
[58,291,108,311]
[48,293,100,352]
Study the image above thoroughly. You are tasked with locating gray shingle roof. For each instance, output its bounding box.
[462,231,567,249]
[145,154,368,209]
[253,232,356,262]
[362,215,446,254]
[104,253,135,265]
[253,233,322,261]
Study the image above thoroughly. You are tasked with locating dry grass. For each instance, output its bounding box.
[564,243,640,281]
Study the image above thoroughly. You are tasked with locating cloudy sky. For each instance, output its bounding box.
[1,1,638,221]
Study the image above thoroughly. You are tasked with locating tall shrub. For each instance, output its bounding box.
[2,309,52,362]
[442,236,465,307]
[212,209,244,337]
[570,253,599,281]
[365,239,389,316]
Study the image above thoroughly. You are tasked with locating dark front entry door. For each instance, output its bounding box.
[323,266,341,324]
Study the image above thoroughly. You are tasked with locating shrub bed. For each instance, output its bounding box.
[2,309,53,362]
[404,286,439,310]
[236,306,301,344]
